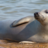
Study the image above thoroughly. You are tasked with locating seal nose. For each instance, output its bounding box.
[34,12,39,18]
[34,12,38,16]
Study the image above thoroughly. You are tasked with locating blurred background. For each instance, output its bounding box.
[0,0,48,20]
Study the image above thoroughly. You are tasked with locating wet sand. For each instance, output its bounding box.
[0,40,48,48]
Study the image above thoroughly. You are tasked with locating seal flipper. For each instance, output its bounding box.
[12,16,34,27]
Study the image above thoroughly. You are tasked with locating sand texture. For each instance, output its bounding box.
[0,40,48,48]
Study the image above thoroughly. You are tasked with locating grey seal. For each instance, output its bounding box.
[0,9,48,43]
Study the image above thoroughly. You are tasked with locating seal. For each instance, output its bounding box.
[0,9,48,43]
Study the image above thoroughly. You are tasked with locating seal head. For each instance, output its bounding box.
[34,9,48,26]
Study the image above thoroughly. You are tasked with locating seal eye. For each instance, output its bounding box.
[45,10,48,13]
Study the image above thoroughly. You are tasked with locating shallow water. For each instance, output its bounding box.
[0,0,48,20]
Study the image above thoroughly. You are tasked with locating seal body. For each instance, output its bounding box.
[0,9,48,43]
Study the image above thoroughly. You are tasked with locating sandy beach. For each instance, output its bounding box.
[0,40,47,48]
